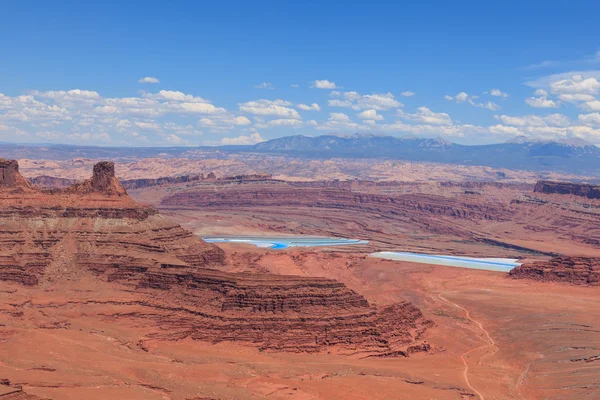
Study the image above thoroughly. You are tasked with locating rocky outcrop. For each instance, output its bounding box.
[534,180,600,199]
[0,159,433,355]
[63,161,127,196]
[509,256,600,285]
[0,159,33,191]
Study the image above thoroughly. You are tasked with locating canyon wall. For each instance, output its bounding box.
[534,180,600,199]
[0,159,433,355]
[509,256,600,285]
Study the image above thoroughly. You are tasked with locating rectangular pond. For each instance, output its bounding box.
[203,235,369,249]
[370,251,521,272]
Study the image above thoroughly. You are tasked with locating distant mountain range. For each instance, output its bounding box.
[251,134,600,176]
[1,134,599,177]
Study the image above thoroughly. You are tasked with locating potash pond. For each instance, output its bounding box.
[371,251,522,272]
[203,235,368,249]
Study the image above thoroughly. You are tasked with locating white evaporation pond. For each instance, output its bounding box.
[370,251,522,272]
[203,235,368,250]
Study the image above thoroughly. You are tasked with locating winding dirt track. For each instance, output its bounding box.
[438,293,499,400]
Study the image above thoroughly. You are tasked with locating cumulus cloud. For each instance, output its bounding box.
[397,107,453,125]
[220,132,265,145]
[239,99,301,119]
[296,103,321,111]
[357,109,384,120]
[254,82,274,89]
[489,89,509,98]
[400,91,415,97]
[582,100,600,112]
[525,95,559,108]
[579,113,600,126]
[138,77,160,84]
[328,91,402,110]
[488,124,522,135]
[0,88,260,145]
[311,80,339,89]
[550,74,600,95]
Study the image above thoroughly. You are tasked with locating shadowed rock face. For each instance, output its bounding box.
[534,180,600,199]
[0,159,19,185]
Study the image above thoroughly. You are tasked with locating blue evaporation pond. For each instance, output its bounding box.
[202,236,368,250]
[370,251,522,272]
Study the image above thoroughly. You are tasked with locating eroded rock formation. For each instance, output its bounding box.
[0,160,433,355]
[0,159,33,191]
[509,256,600,285]
[534,180,600,199]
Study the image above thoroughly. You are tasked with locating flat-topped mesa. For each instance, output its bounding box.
[0,159,33,191]
[66,161,128,196]
[509,256,600,286]
[534,180,600,200]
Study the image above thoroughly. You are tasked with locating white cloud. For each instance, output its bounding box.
[296,103,321,111]
[254,82,274,89]
[357,109,384,120]
[290,84,300,88]
[582,100,600,112]
[311,79,339,89]
[134,121,161,130]
[239,99,301,119]
[165,134,188,145]
[398,107,453,125]
[579,113,600,127]
[179,102,225,114]
[328,91,402,110]
[525,96,559,108]
[550,74,600,95]
[497,113,570,127]
[329,112,351,122]
[489,89,509,98]
[220,132,265,145]
[138,77,160,84]
[446,92,499,110]
[488,124,522,135]
[558,93,595,102]
[234,116,252,125]
[256,118,303,128]
[400,91,415,97]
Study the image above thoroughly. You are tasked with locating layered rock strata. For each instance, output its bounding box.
[509,256,600,285]
[0,159,433,355]
[534,180,600,199]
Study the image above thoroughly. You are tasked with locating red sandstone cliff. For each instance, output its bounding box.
[0,159,34,191]
[534,180,600,199]
[0,160,433,355]
[509,256,600,286]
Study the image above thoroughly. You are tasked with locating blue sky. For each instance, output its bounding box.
[1,0,600,146]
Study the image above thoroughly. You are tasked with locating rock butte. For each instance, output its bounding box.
[0,158,433,355]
